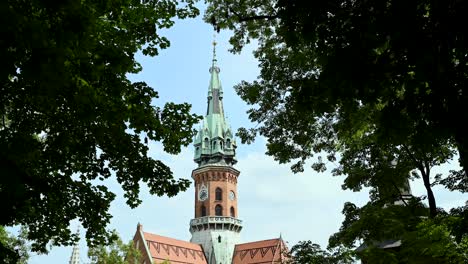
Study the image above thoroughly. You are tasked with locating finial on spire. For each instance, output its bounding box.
[212,33,217,65]
[209,32,220,74]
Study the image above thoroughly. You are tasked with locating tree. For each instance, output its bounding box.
[88,231,140,264]
[0,226,29,264]
[204,0,468,261]
[287,240,355,264]
[328,202,468,263]
[204,0,468,220]
[204,0,468,178]
[0,0,201,259]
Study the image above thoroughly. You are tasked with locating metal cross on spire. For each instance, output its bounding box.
[209,32,220,74]
[212,33,217,66]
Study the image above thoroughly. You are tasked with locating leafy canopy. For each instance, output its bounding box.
[0,226,29,264]
[0,0,201,257]
[329,202,468,264]
[88,231,140,264]
[204,0,468,180]
[204,0,468,261]
[287,240,355,264]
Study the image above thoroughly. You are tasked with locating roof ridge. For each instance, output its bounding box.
[143,232,202,248]
[235,237,280,246]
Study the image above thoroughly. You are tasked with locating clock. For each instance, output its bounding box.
[198,187,208,201]
[229,191,236,201]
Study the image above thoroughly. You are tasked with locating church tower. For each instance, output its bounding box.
[68,228,80,264]
[189,40,242,264]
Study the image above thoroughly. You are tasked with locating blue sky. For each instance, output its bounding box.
[26,10,465,264]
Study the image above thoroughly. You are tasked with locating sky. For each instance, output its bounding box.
[25,7,465,264]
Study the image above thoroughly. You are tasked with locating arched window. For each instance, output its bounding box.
[215,205,223,216]
[226,139,231,148]
[230,207,235,217]
[215,188,222,201]
[201,205,206,217]
[204,138,209,148]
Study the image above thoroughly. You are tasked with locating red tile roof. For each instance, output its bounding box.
[133,224,208,264]
[232,238,288,264]
[133,224,288,264]
[143,232,208,264]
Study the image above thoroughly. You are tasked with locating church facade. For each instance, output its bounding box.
[130,44,287,264]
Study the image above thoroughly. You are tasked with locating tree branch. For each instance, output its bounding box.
[403,144,437,217]
[402,144,425,172]
[390,179,409,207]
[229,8,278,22]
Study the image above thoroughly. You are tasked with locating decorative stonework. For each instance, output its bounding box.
[192,166,239,184]
[232,238,289,264]
[234,246,278,260]
[190,216,243,233]
[147,240,206,261]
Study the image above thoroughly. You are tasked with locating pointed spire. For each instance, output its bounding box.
[69,227,81,264]
[193,33,237,166]
[207,33,223,116]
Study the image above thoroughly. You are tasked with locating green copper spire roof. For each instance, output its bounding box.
[207,39,224,116]
[193,39,237,166]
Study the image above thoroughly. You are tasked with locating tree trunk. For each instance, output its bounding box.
[455,124,468,179]
[421,169,437,218]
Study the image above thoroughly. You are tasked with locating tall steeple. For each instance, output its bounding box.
[193,36,237,167]
[190,36,242,264]
[207,37,223,116]
[69,228,80,264]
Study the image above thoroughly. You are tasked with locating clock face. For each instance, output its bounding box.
[198,188,208,201]
[229,191,236,201]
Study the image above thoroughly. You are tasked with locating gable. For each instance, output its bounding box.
[131,224,208,264]
[232,238,288,264]
[144,232,208,264]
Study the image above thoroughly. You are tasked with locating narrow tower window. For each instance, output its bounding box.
[215,205,223,216]
[230,207,235,217]
[204,138,209,148]
[226,139,231,148]
[215,188,222,201]
[201,205,206,217]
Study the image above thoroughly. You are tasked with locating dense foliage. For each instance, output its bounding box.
[0,0,201,259]
[204,0,468,261]
[205,0,468,176]
[287,240,354,264]
[329,201,468,263]
[88,231,140,264]
[0,227,29,264]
